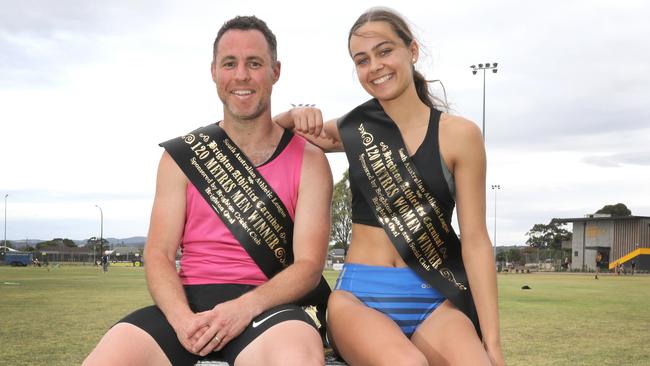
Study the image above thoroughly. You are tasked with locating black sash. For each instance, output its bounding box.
[160,123,330,337]
[338,99,481,337]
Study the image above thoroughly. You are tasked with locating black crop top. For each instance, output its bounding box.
[349,108,456,227]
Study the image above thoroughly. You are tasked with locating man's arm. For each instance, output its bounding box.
[194,142,333,355]
[145,152,206,354]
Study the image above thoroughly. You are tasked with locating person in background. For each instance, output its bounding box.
[595,252,603,279]
[101,253,109,273]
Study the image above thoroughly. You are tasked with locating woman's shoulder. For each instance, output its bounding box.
[437,112,485,171]
[439,113,482,142]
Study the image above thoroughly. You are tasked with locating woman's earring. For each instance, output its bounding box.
[412,58,416,64]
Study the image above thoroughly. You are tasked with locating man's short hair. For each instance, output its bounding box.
[213,15,278,63]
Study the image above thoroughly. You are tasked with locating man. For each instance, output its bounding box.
[101,253,109,273]
[83,16,332,366]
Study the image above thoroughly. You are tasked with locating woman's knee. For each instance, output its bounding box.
[375,348,428,366]
[412,302,488,365]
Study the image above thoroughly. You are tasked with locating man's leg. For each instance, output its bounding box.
[213,304,322,366]
[84,305,203,366]
[82,323,170,366]
[234,320,324,366]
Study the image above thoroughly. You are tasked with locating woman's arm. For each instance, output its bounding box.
[274,107,344,152]
[442,115,505,366]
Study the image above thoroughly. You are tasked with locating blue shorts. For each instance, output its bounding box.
[334,263,446,337]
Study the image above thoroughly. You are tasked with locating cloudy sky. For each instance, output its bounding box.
[1,0,649,246]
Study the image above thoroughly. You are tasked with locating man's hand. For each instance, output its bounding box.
[192,297,256,356]
[289,106,324,138]
[169,312,211,355]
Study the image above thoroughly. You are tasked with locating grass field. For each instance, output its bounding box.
[1,265,649,365]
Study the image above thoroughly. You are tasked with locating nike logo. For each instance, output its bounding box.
[252,309,294,328]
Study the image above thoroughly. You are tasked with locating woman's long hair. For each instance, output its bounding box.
[348,7,448,111]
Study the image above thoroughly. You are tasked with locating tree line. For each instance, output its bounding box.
[327,171,632,268]
[3,175,630,266]
[2,237,110,254]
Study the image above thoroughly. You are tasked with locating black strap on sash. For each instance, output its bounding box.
[160,123,330,339]
[338,99,481,338]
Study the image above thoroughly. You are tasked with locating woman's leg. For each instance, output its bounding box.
[328,290,428,366]
[410,300,491,366]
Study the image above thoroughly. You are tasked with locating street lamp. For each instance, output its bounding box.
[491,185,501,262]
[95,205,103,261]
[3,194,7,250]
[470,62,499,141]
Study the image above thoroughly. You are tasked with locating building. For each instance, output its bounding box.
[327,248,346,264]
[39,245,95,262]
[107,246,142,262]
[551,214,650,271]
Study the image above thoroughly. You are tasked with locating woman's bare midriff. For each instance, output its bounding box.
[344,223,408,267]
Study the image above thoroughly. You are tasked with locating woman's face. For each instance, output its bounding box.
[349,21,417,102]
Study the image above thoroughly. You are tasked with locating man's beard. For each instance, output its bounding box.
[225,100,268,121]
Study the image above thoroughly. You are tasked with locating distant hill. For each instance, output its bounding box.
[106,237,147,246]
[8,237,147,249]
[7,239,45,249]
[496,245,524,253]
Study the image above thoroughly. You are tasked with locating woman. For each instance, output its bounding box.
[276,8,504,366]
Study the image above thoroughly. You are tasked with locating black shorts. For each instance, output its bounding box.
[119,284,317,365]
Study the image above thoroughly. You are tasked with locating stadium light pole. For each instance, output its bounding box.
[95,205,103,261]
[3,194,7,250]
[491,185,501,262]
[470,62,499,141]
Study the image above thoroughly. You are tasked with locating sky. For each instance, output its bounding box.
[1,0,649,246]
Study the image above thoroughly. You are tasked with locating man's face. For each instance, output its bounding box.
[211,29,280,122]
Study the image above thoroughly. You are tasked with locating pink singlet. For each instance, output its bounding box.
[178,134,305,285]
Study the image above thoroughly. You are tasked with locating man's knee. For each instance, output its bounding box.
[265,342,324,366]
[266,323,323,366]
[236,321,323,366]
[83,323,170,366]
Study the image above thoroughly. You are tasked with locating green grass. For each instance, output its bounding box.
[0,265,151,366]
[1,266,648,365]
[497,273,650,365]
